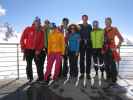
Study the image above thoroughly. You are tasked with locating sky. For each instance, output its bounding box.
[0,0,133,39]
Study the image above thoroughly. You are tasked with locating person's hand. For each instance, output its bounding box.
[61,55,64,57]
[43,48,46,51]
[23,54,26,61]
[101,49,105,54]
[117,42,122,48]
[111,48,117,51]
[21,48,24,53]
[76,52,79,57]
[35,51,40,56]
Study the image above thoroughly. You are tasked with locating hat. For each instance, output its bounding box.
[35,16,41,23]
[50,22,56,28]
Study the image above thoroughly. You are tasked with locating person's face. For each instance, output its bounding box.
[105,19,111,27]
[70,26,76,33]
[93,22,99,29]
[34,21,40,28]
[45,21,50,27]
[82,16,88,23]
[63,20,68,26]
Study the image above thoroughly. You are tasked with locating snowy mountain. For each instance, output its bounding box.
[0,22,20,43]
[122,38,133,45]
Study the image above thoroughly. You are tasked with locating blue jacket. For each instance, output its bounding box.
[68,32,80,52]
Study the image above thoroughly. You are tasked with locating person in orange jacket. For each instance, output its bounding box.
[103,17,124,84]
[20,22,35,83]
[44,23,65,85]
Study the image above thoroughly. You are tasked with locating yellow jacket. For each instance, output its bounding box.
[48,29,65,55]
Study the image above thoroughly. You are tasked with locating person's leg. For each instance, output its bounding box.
[93,49,99,76]
[73,53,78,77]
[68,51,73,77]
[86,47,92,78]
[44,54,55,81]
[62,54,68,77]
[25,49,34,81]
[98,49,105,77]
[111,60,118,83]
[53,53,62,80]
[34,50,46,81]
[80,41,85,77]
[69,51,77,77]
[39,51,46,80]
[104,49,112,80]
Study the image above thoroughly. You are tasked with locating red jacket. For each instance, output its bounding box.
[33,27,45,51]
[20,25,35,50]
[103,27,123,62]
[20,25,45,52]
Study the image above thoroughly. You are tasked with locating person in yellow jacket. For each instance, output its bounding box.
[91,20,104,77]
[44,23,65,85]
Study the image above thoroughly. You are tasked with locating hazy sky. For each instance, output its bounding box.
[0,0,133,39]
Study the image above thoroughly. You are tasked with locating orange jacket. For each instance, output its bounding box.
[48,29,65,55]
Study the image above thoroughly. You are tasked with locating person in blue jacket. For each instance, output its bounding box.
[68,24,80,77]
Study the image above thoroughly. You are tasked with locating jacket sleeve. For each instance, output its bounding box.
[102,30,105,47]
[89,25,93,48]
[90,31,93,45]
[76,34,80,52]
[115,27,124,43]
[60,34,65,55]
[36,31,45,51]
[20,27,28,51]
[48,33,51,54]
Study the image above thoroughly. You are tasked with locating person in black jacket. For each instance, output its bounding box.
[79,15,92,79]
[59,18,69,77]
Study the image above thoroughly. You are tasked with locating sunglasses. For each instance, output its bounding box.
[70,27,76,30]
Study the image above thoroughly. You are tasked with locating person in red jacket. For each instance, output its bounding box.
[20,22,35,83]
[20,17,46,83]
[33,17,46,82]
[103,17,124,85]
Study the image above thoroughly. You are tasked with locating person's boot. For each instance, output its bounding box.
[101,72,104,78]
[87,74,91,79]
[28,78,33,84]
[95,71,98,77]
[80,73,84,79]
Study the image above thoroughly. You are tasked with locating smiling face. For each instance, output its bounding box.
[105,18,112,28]
[34,21,40,28]
[82,15,88,24]
[69,24,78,33]
[70,26,76,33]
[44,20,50,27]
[62,18,69,27]
[93,21,99,30]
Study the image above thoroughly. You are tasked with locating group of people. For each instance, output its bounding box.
[20,15,124,86]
